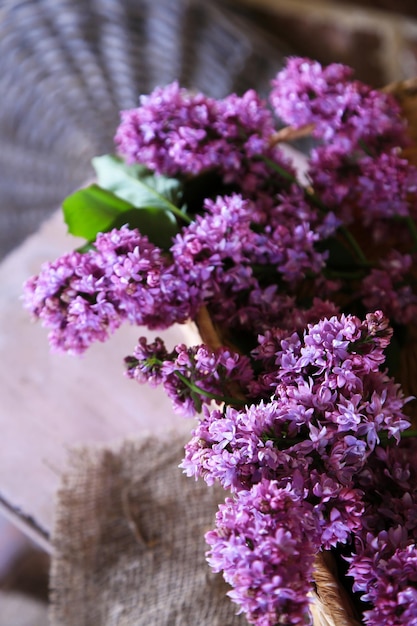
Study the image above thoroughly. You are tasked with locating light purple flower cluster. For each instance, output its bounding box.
[23,56,417,624]
[125,336,253,417]
[182,312,409,489]
[206,481,320,626]
[170,190,329,332]
[308,145,417,230]
[270,57,407,151]
[23,226,197,354]
[355,150,417,223]
[115,80,294,202]
[181,312,410,623]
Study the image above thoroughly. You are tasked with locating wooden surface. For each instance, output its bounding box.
[0,211,194,549]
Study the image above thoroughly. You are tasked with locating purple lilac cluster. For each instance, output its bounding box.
[24,57,417,353]
[361,251,417,325]
[125,336,253,417]
[206,481,320,626]
[23,57,417,624]
[170,191,330,331]
[182,311,408,496]
[274,59,417,327]
[115,81,294,206]
[308,146,417,228]
[270,57,406,151]
[23,226,197,354]
[182,312,411,624]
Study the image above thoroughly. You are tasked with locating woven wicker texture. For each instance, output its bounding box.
[0,0,289,259]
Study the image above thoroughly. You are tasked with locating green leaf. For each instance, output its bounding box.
[92,155,183,212]
[62,156,187,250]
[63,184,133,241]
[110,208,178,250]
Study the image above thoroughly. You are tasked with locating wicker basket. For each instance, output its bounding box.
[0,0,290,260]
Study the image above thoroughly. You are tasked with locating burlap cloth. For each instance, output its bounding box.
[49,433,248,626]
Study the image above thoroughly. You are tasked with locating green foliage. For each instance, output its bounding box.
[92,155,182,211]
[63,184,133,241]
[62,155,186,250]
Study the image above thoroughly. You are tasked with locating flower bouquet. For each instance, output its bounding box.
[23,58,417,625]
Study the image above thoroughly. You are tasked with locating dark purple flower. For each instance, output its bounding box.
[126,336,254,417]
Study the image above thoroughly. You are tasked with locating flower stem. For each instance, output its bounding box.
[166,202,192,224]
[174,370,246,406]
[400,428,417,439]
[261,155,299,183]
[269,123,315,145]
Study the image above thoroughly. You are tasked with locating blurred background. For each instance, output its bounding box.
[1,0,417,623]
[2,0,417,262]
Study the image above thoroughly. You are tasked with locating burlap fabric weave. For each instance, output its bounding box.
[49,433,247,626]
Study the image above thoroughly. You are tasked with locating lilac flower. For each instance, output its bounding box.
[23,59,417,625]
[171,188,334,338]
[115,82,290,187]
[361,251,417,325]
[360,545,417,626]
[356,150,417,224]
[182,313,409,545]
[206,480,320,626]
[270,57,353,129]
[23,226,196,354]
[171,194,260,302]
[270,57,406,151]
[125,336,254,417]
[124,336,170,386]
[114,82,220,176]
[252,185,327,283]
[307,144,361,223]
[23,249,121,354]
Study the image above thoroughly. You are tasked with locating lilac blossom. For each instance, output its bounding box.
[206,481,320,626]
[270,57,407,151]
[125,336,253,417]
[270,57,353,131]
[22,249,116,355]
[307,144,361,223]
[23,56,417,624]
[182,312,411,623]
[23,226,197,354]
[359,545,417,626]
[182,313,409,549]
[115,82,296,193]
[170,194,260,302]
[251,185,328,282]
[356,150,417,223]
[308,146,417,232]
[114,82,220,176]
[171,190,331,336]
[361,251,417,325]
